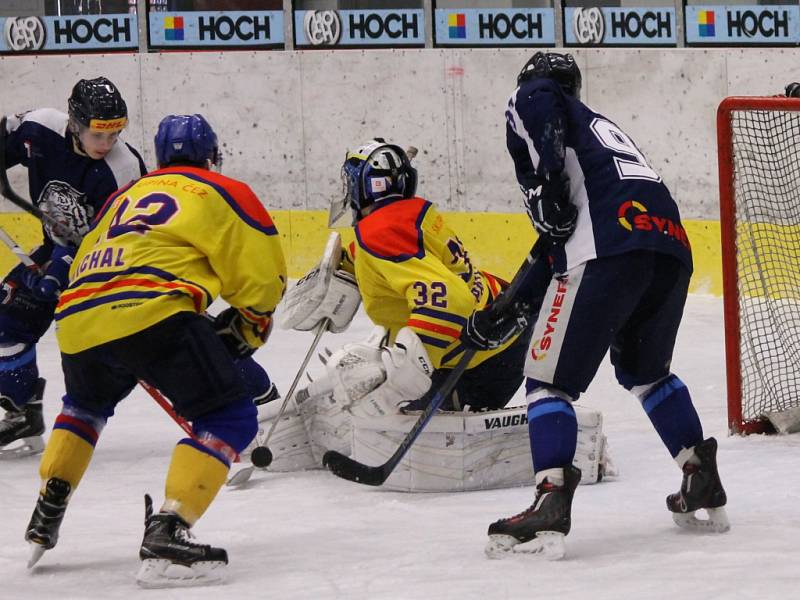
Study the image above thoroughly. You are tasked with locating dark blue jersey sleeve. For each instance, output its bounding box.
[507,79,568,184]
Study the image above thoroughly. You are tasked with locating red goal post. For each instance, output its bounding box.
[717,96,800,435]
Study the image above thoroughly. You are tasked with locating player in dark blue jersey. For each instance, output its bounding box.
[0,77,146,456]
[462,52,729,559]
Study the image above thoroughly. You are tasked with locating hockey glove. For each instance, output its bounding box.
[460,299,531,351]
[523,180,577,241]
[19,245,74,302]
[786,82,800,98]
[212,307,272,359]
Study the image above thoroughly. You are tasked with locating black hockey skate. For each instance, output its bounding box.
[0,378,46,459]
[486,465,581,560]
[667,437,730,533]
[25,477,71,568]
[136,494,228,588]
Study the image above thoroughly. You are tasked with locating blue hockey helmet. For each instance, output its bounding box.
[518,52,582,99]
[332,138,418,225]
[154,114,221,168]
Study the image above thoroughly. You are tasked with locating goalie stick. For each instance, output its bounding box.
[322,240,545,486]
[226,318,330,486]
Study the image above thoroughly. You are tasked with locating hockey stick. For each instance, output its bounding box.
[322,241,545,486]
[226,318,330,486]
[0,117,81,246]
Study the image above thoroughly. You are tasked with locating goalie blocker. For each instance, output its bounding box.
[276,232,360,334]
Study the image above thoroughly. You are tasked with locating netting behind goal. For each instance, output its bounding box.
[717,96,800,434]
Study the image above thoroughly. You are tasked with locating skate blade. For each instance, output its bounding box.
[672,507,731,533]
[136,558,227,588]
[485,531,566,561]
[0,436,44,460]
[226,466,255,487]
[27,542,47,569]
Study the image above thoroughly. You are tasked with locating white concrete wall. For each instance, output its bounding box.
[0,47,795,219]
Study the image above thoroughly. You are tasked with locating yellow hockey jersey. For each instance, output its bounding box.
[347,197,512,370]
[56,166,286,354]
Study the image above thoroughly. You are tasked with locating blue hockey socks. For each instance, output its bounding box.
[526,385,578,474]
[636,374,703,458]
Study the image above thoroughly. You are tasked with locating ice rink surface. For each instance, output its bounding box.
[1,295,798,599]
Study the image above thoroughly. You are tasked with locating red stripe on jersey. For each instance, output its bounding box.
[60,277,204,312]
[407,318,461,340]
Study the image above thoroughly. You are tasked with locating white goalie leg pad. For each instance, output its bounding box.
[242,395,317,472]
[136,558,227,589]
[275,232,361,333]
[348,327,433,418]
[294,384,353,464]
[351,403,611,492]
[572,405,612,484]
[323,326,388,413]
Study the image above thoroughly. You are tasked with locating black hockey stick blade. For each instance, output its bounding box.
[322,239,546,486]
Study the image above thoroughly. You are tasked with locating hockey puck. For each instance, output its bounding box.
[251,446,273,468]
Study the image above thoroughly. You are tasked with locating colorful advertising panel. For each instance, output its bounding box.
[295,9,425,47]
[685,6,799,45]
[149,11,284,48]
[434,8,555,46]
[1,14,138,53]
[564,7,676,46]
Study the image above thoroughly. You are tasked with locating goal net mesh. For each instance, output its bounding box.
[729,107,800,427]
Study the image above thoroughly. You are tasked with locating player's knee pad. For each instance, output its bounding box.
[192,397,258,461]
[0,343,38,407]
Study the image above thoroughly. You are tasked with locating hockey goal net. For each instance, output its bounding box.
[717,96,800,435]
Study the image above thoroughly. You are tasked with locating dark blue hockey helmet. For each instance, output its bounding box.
[154,114,221,168]
[333,138,418,225]
[518,52,582,98]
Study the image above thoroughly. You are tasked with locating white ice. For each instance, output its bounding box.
[1,295,798,599]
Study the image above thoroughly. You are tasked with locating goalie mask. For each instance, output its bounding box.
[518,52,582,99]
[330,138,417,227]
[154,114,222,169]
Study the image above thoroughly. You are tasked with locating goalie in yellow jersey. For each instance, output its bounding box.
[23,114,287,588]
[279,138,537,420]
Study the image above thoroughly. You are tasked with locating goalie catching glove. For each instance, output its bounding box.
[301,326,433,419]
[276,231,360,333]
[210,307,273,359]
